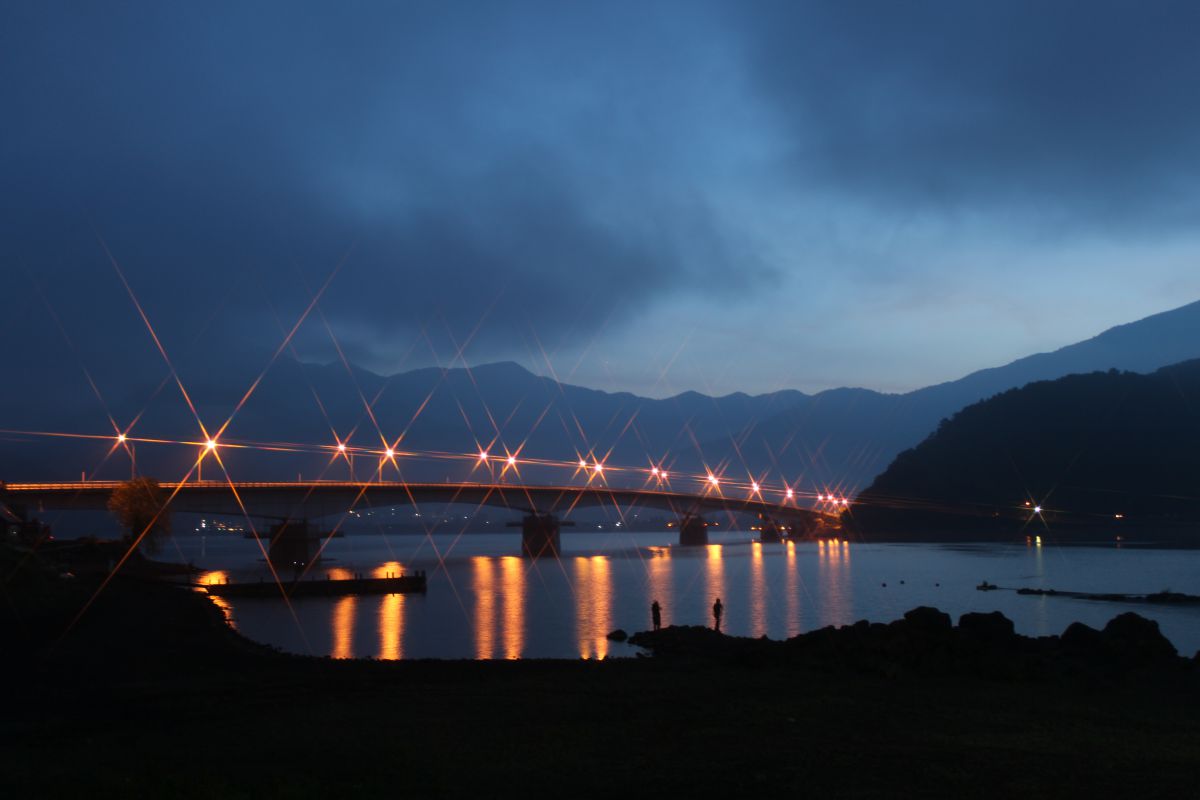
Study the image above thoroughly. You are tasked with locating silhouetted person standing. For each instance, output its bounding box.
[651,600,662,631]
[712,597,723,632]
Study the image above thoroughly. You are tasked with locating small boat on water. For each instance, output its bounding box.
[976,581,998,591]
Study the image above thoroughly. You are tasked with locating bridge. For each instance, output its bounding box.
[2,480,834,557]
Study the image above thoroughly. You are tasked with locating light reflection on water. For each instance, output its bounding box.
[186,532,1200,660]
[575,556,612,659]
[749,542,766,638]
[499,556,524,660]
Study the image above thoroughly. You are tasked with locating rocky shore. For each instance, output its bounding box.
[6,578,1200,797]
[628,606,1195,681]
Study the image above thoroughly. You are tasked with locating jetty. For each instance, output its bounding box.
[204,570,426,599]
[1016,587,1200,605]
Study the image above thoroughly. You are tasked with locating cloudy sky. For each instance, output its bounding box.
[5,1,1200,398]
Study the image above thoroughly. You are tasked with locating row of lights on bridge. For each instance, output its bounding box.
[114,433,852,506]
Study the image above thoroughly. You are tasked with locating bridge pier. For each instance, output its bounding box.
[678,513,708,546]
[758,514,783,543]
[520,512,561,558]
[268,519,320,569]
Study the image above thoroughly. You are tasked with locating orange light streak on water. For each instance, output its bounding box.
[373,561,404,579]
[209,593,235,624]
[575,556,612,659]
[378,593,404,661]
[332,595,357,659]
[200,570,229,586]
[499,556,526,660]
[785,539,801,637]
[749,541,767,638]
[474,557,496,660]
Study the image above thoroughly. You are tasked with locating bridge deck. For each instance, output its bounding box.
[2,480,828,523]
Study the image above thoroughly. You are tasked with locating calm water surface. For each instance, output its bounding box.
[163,532,1200,659]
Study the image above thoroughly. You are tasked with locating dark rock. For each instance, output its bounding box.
[958,611,1015,643]
[1101,613,1177,660]
[606,629,628,642]
[1060,621,1104,652]
[903,606,952,633]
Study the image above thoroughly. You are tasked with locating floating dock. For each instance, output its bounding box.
[204,571,426,599]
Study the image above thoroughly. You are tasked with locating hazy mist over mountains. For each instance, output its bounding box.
[6,299,1200,494]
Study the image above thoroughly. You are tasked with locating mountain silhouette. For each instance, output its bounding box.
[849,359,1200,540]
[5,299,1200,495]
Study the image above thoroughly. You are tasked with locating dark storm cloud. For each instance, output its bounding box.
[731,0,1200,227]
[1,1,770,378]
[3,1,1199,400]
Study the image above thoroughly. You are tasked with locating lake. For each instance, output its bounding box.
[162,531,1200,659]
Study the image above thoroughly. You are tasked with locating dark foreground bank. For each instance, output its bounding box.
[5,579,1200,799]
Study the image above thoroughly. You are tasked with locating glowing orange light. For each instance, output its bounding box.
[660,471,668,480]
[479,450,489,461]
[385,448,395,459]
[593,462,603,473]
[751,482,760,493]
[337,442,347,452]
[578,459,588,468]
[507,455,517,466]
[651,467,659,476]
[786,488,794,499]
[205,439,217,451]
[708,474,719,487]
[117,433,127,444]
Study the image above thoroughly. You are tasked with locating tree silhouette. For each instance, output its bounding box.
[107,477,171,554]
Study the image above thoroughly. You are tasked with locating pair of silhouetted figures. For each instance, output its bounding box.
[649,598,722,632]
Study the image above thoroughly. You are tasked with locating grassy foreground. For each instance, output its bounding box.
[4,578,1200,798]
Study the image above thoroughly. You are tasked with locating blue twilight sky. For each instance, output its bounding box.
[4,1,1200,398]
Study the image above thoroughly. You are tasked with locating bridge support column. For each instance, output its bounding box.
[521,513,561,558]
[268,519,320,569]
[678,514,708,546]
[758,514,783,543]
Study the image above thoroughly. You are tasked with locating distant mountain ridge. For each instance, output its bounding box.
[713,298,1200,490]
[5,299,1200,494]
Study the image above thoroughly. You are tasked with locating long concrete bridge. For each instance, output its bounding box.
[2,480,833,557]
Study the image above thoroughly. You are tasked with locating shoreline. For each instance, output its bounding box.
[7,577,1200,796]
